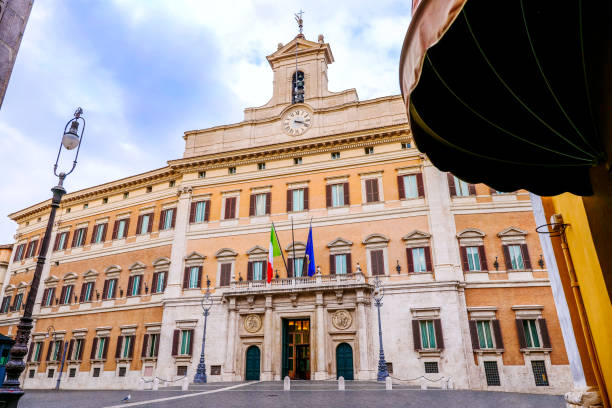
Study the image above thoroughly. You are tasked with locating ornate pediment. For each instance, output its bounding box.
[215,248,237,259]
[456,228,485,239]
[362,233,390,245]
[129,261,146,271]
[44,275,59,284]
[327,238,353,248]
[185,251,206,261]
[267,36,334,66]
[497,226,527,237]
[104,265,122,276]
[62,272,78,281]
[402,230,431,241]
[285,241,306,252]
[247,246,267,256]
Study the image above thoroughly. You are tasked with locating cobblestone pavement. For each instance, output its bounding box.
[18,381,565,408]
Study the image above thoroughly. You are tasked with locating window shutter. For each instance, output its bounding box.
[304,188,309,210]
[141,334,149,358]
[58,341,64,361]
[59,286,67,305]
[370,250,384,275]
[204,201,210,221]
[147,215,153,233]
[154,334,160,357]
[459,246,469,271]
[468,184,476,196]
[71,230,78,248]
[163,272,168,291]
[128,336,135,357]
[329,255,336,275]
[136,215,143,235]
[158,210,165,230]
[101,223,108,242]
[112,220,119,240]
[37,342,44,362]
[247,262,253,281]
[397,176,405,199]
[50,288,56,305]
[468,320,480,350]
[102,280,109,300]
[90,337,98,360]
[79,283,86,302]
[412,320,421,350]
[136,276,142,295]
[538,319,551,348]
[123,219,130,237]
[265,192,271,214]
[126,276,133,297]
[90,225,98,245]
[102,337,109,358]
[42,289,48,307]
[189,202,197,223]
[151,273,158,293]
[325,185,332,207]
[111,280,117,299]
[224,198,230,219]
[197,266,202,288]
[183,267,189,289]
[188,330,194,355]
[78,339,85,360]
[343,182,350,205]
[171,208,177,228]
[287,259,293,278]
[447,173,456,196]
[249,195,255,216]
[492,319,504,349]
[346,253,352,274]
[424,246,433,272]
[27,342,33,362]
[521,244,532,270]
[502,245,512,270]
[365,179,374,202]
[67,339,74,360]
[46,341,53,361]
[171,330,180,356]
[416,173,425,198]
[479,245,488,271]
[220,264,231,286]
[373,179,380,201]
[434,319,444,349]
[515,319,527,349]
[25,241,33,257]
[53,234,61,251]
[403,248,413,273]
[286,190,292,212]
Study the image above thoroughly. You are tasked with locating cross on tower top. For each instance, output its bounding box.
[295,9,304,35]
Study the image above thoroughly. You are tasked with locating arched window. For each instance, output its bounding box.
[292,71,305,104]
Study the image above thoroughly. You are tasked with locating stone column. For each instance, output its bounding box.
[314,291,327,380]
[356,289,371,379]
[262,295,274,380]
[164,186,192,299]
[422,161,462,281]
[32,222,59,316]
[223,298,237,380]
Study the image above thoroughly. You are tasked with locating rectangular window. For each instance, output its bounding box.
[364,147,374,155]
[56,232,68,251]
[419,320,437,349]
[154,272,166,293]
[198,171,206,179]
[370,249,385,276]
[26,240,38,258]
[194,201,207,223]
[228,167,236,174]
[104,279,117,300]
[116,219,127,239]
[292,258,304,277]
[254,193,267,216]
[0,296,10,313]
[122,336,132,358]
[73,339,83,360]
[476,321,495,349]
[83,282,94,302]
[331,152,340,159]
[220,263,231,286]
[29,369,35,378]
[466,247,481,271]
[412,248,427,273]
[130,275,141,296]
[13,293,23,311]
[293,157,302,165]
[177,366,188,376]
[97,338,106,359]
[73,228,86,247]
[253,261,264,281]
[60,285,73,305]
[14,243,26,261]
[424,361,439,373]
[42,288,53,306]
[147,333,159,358]
[52,340,62,361]
[93,367,100,377]
[484,361,501,386]
[331,184,345,207]
[118,367,127,377]
[335,254,347,275]
[508,245,525,270]
[32,342,42,362]
[180,330,192,355]
[453,176,471,197]
[531,360,549,386]
[48,368,55,378]
[189,267,199,289]
[401,142,411,149]
[224,197,237,219]
[402,175,419,199]
[139,214,151,235]
[257,162,266,170]
[523,319,541,348]
[93,223,106,244]
[365,178,380,203]
[291,189,304,212]
[162,209,175,230]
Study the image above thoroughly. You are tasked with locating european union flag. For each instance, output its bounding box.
[305,225,316,276]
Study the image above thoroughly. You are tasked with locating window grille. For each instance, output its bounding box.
[93,367,100,377]
[69,368,76,378]
[118,367,127,377]
[531,360,549,386]
[211,365,221,375]
[177,366,188,376]
[386,362,394,374]
[47,369,55,378]
[424,361,438,373]
[28,370,35,378]
[484,361,501,386]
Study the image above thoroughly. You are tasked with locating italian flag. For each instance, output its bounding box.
[268,225,281,283]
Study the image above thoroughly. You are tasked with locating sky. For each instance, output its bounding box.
[0,0,411,243]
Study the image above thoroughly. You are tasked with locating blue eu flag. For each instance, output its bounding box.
[305,226,316,276]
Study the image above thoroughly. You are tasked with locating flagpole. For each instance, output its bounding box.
[301,217,312,277]
[291,217,297,276]
[272,221,289,277]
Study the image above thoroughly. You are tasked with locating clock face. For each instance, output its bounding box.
[283,109,311,136]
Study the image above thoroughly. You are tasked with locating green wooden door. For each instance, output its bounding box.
[336,343,354,380]
[245,345,261,381]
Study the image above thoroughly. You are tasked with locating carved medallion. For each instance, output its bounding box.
[244,314,262,333]
[331,310,352,330]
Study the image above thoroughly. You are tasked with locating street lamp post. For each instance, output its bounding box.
[0,109,85,407]
[194,277,213,383]
[373,275,389,381]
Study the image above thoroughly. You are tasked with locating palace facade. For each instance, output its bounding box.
[0,34,571,393]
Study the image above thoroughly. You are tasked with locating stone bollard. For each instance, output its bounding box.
[420,382,428,390]
[182,377,189,391]
[153,378,159,391]
[441,379,447,390]
[385,376,392,390]
[139,378,145,390]
[338,376,345,391]
[284,376,291,391]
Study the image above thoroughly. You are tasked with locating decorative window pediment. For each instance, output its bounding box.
[104,265,122,277]
[152,257,170,271]
[215,248,237,259]
[362,233,390,247]
[62,272,78,282]
[497,226,527,244]
[327,238,353,255]
[129,261,146,273]
[285,241,306,258]
[185,251,206,267]
[402,230,431,248]
[83,269,99,282]
[44,275,59,286]
[457,228,486,246]
[247,246,268,261]
[4,284,15,293]
[17,281,28,290]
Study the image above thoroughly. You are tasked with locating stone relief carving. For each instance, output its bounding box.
[331,309,352,330]
[244,314,262,333]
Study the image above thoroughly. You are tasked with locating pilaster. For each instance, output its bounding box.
[223,298,237,380]
[356,289,373,380]
[314,291,327,380]
[164,187,192,299]
[261,295,274,381]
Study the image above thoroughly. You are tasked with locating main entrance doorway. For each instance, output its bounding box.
[336,342,354,380]
[282,319,310,380]
[245,345,261,380]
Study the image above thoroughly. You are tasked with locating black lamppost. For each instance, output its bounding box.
[0,108,85,407]
[373,275,389,381]
[194,277,213,383]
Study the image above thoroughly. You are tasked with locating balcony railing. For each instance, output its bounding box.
[226,272,367,294]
